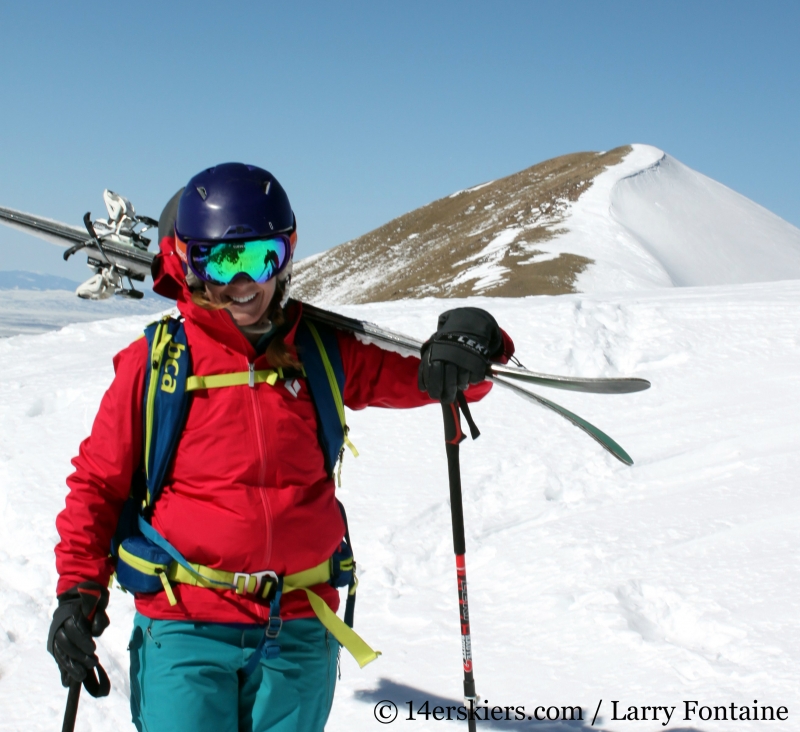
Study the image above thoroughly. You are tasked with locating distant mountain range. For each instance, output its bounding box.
[0,270,81,291]
[292,144,800,304]
[0,270,169,337]
[0,269,167,301]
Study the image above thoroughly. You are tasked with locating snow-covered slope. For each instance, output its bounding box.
[557,144,800,292]
[293,145,800,303]
[2,285,799,731]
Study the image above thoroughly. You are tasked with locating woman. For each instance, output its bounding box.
[47,163,513,732]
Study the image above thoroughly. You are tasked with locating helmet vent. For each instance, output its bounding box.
[196,186,208,200]
[221,224,257,238]
[264,181,271,195]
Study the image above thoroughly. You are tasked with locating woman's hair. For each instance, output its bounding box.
[189,278,302,370]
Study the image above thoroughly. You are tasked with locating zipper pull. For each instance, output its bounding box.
[249,362,255,388]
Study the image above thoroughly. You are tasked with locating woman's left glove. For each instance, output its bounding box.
[46,581,111,697]
[418,307,504,403]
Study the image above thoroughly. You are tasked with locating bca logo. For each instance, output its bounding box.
[161,342,186,394]
[285,379,301,398]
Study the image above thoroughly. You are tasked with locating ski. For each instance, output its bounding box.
[488,376,634,465]
[0,203,153,280]
[300,301,425,355]
[300,301,641,464]
[300,302,651,393]
[489,362,649,394]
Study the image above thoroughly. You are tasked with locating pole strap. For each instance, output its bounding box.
[455,392,481,439]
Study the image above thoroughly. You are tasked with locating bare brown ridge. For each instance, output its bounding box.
[292,146,632,304]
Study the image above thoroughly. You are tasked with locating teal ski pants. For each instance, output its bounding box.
[129,613,340,732]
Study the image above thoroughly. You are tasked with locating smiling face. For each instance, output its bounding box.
[204,276,278,326]
[198,235,295,327]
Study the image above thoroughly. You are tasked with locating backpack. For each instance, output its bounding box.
[111,310,377,667]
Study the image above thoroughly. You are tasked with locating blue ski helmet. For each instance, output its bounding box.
[175,163,295,242]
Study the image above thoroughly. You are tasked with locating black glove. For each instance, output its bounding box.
[47,581,111,697]
[418,307,503,403]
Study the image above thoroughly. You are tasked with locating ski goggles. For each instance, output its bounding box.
[176,235,290,286]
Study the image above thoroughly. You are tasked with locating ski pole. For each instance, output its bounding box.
[441,394,481,731]
[62,682,81,732]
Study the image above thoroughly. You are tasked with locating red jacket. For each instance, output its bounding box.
[55,237,512,624]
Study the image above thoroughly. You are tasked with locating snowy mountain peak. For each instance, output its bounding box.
[292,144,800,304]
[292,146,633,303]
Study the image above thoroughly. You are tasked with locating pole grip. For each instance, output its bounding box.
[442,402,467,556]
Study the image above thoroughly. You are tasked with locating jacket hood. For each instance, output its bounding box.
[151,235,191,302]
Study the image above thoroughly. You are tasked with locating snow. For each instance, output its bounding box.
[436,144,800,297]
[448,181,495,198]
[609,153,800,286]
[2,283,800,730]
[451,228,524,292]
[557,144,800,293]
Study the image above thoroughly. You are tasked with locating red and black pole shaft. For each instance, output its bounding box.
[442,394,480,731]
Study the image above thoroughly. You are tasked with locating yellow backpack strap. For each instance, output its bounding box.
[116,542,178,606]
[289,585,380,668]
[185,369,281,391]
[161,555,381,666]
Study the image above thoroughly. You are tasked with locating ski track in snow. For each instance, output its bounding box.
[1,285,800,730]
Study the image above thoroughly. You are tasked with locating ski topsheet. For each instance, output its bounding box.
[300,301,645,465]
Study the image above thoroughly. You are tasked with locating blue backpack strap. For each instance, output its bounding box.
[111,316,191,573]
[142,316,192,506]
[296,317,360,629]
[337,499,357,628]
[295,317,350,477]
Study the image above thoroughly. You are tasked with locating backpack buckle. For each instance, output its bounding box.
[265,616,283,639]
[232,570,279,600]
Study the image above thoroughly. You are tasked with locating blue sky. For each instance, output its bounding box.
[1,0,798,280]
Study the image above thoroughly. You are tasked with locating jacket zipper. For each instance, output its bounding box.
[248,359,274,570]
